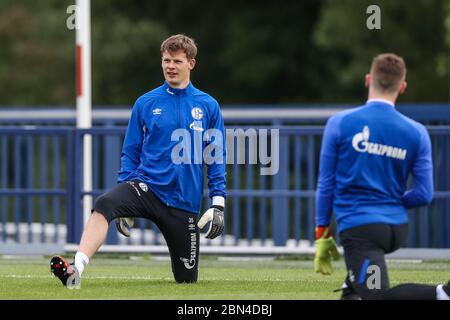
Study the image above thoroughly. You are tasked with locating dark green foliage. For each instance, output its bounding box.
[0,0,448,106]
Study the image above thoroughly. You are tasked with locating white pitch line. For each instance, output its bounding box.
[0,274,169,280]
[0,274,329,282]
[0,275,49,279]
[3,274,440,285]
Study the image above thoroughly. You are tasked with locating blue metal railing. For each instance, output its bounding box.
[1,125,449,248]
[0,127,74,244]
[1,104,450,127]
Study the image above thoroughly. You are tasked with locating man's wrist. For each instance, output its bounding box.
[315,225,331,239]
[212,196,225,208]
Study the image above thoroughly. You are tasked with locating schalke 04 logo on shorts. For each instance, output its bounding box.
[139,182,148,192]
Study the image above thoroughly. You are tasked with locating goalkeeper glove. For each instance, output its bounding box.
[116,217,134,237]
[314,226,340,275]
[197,205,224,239]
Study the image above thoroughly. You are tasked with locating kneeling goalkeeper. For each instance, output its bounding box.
[50,34,226,288]
[313,53,449,300]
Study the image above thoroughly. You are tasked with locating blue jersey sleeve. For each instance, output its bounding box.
[205,102,227,199]
[401,126,434,208]
[315,115,340,227]
[117,99,144,183]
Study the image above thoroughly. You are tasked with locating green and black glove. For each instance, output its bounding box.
[314,226,340,275]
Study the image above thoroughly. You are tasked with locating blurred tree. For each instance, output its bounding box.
[0,0,326,105]
[313,0,449,103]
[0,0,447,106]
[0,0,75,105]
[91,0,326,104]
[90,1,168,105]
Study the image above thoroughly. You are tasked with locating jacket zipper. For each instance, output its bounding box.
[175,94,181,204]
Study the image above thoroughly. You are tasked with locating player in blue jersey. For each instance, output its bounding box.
[50,34,227,288]
[314,53,450,300]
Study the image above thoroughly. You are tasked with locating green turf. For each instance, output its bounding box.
[0,255,448,300]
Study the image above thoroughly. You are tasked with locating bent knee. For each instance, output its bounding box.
[175,277,197,284]
[355,287,387,300]
[174,271,198,284]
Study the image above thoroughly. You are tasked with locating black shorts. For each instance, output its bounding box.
[93,180,199,283]
[339,223,408,299]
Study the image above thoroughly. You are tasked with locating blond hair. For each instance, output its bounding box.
[160,34,197,60]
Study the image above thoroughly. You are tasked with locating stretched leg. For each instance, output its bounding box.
[50,212,108,289]
[50,181,149,288]
[78,212,109,258]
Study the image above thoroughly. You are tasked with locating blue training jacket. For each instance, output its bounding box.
[117,82,227,214]
[316,100,434,232]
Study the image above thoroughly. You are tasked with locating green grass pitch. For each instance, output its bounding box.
[0,254,448,300]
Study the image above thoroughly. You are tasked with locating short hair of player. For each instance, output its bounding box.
[160,34,198,60]
[370,53,407,93]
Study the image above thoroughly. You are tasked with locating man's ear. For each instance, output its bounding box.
[189,59,196,71]
[398,81,407,95]
[365,74,371,88]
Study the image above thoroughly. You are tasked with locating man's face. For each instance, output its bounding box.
[161,50,195,88]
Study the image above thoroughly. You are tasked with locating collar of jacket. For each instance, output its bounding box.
[163,81,195,96]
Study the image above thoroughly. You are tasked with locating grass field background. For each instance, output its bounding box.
[0,254,448,300]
